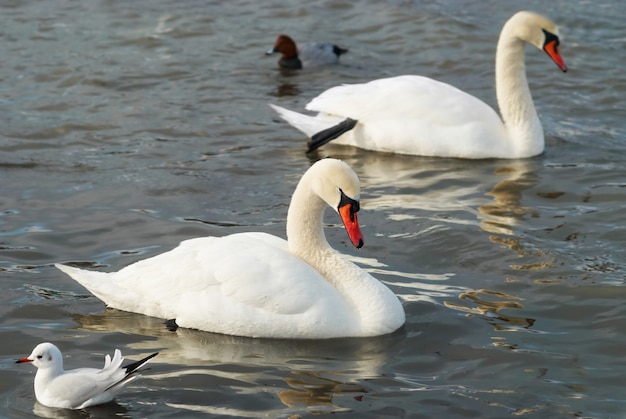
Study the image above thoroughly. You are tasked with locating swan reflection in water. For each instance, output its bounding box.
[313,149,546,337]
[72,309,402,415]
[32,401,129,419]
[321,150,543,234]
[444,289,535,330]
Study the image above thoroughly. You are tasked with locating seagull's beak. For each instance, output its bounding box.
[16,357,33,364]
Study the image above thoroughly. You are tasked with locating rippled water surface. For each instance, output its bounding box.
[2,0,625,417]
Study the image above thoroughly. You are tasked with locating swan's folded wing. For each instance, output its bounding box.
[307,75,501,127]
[305,75,507,156]
[210,233,342,315]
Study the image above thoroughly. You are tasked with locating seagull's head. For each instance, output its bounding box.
[16,342,63,370]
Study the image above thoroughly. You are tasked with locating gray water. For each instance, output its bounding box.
[2,0,625,417]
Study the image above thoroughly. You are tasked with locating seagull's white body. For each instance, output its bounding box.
[56,159,405,339]
[16,342,157,409]
[271,11,567,158]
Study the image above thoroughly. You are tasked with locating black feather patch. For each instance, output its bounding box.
[333,45,348,57]
[123,352,159,375]
[164,319,179,332]
[339,189,360,220]
[542,29,560,47]
[307,118,358,153]
[104,351,158,392]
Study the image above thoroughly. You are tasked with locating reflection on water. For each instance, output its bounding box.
[73,309,401,414]
[443,287,543,358]
[478,160,541,235]
[323,149,543,234]
[33,401,129,419]
[73,310,397,370]
[270,82,301,97]
[278,371,366,413]
[444,289,535,332]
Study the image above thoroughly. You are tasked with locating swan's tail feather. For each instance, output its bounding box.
[269,104,345,139]
[307,118,357,153]
[55,263,123,307]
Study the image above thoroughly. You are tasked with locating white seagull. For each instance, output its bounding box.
[16,342,158,409]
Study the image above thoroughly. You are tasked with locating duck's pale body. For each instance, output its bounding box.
[270,11,567,159]
[57,159,405,339]
[267,34,347,70]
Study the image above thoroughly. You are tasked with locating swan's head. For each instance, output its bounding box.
[309,159,364,248]
[16,342,63,370]
[505,11,567,72]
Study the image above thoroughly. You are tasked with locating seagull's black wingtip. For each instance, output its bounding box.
[123,351,159,375]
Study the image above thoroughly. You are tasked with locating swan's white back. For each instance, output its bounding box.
[309,75,509,157]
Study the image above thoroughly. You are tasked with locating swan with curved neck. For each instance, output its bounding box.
[56,159,405,339]
[270,11,567,159]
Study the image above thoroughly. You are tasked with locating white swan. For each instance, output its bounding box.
[266,34,348,70]
[56,159,405,339]
[270,11,567,159]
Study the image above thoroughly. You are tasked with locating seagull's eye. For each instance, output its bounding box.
[36,355,43,359]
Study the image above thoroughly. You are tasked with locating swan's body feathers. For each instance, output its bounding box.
[57,159,405,339]
[300,75,508,157]
[58,234,342,319]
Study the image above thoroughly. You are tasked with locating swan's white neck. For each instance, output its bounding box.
[285,168,404,335]
[495,25,544,158]
[287,174,330,257]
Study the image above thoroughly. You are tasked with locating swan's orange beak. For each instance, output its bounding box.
[543,39,567,72]
[339,203,364,249]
